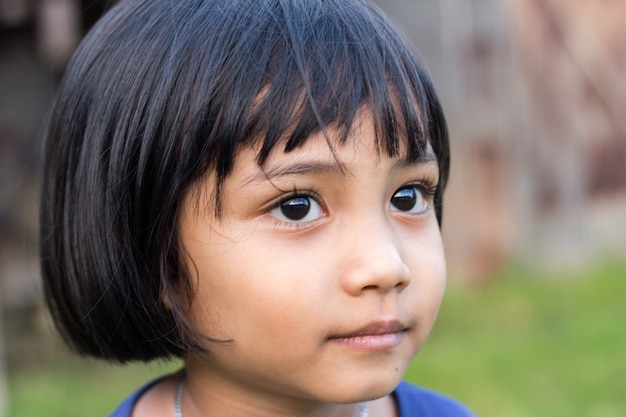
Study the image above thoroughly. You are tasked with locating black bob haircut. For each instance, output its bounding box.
[40,0,449,362]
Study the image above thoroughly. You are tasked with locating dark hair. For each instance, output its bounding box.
[40,0,449,362]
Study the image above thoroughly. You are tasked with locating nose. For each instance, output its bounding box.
[338,217,411,295]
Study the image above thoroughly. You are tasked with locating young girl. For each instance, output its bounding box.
[40,0,476,416]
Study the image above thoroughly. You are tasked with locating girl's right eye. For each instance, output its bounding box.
[270,195,323,223]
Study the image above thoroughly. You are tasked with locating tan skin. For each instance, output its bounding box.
[134,378,397,417]
[133,111,446,417]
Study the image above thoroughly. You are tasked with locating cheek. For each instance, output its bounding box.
[183,235,321,341]
[405,227,447,313]
[402,254,446,356]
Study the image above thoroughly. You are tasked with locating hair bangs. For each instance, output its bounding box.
[238,0,435,170]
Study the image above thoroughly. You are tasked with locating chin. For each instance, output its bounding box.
[362,372,405,400]
[323,369,405,404]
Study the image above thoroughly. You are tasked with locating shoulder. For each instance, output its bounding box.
[393,381,478,417]
[107,375,173,417]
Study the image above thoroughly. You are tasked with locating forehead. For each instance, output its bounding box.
[240,108,438,184]
[247,87,432,167]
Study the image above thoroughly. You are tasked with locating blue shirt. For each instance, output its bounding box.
[108,378,476,417]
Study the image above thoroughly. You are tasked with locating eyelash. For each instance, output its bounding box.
[390,178,438,217]
[266,177,439,228]
[267,188,325,228]
[409,176,438,201]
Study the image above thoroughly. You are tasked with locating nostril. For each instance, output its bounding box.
[361,278,408,292]
[395,280,409,290]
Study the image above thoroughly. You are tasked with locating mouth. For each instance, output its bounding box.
[327,320,409,350]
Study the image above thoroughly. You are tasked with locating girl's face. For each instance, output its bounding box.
[179,111,446,411]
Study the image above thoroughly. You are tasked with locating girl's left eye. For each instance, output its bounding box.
[270,195,323,223]
[389,186,429,214]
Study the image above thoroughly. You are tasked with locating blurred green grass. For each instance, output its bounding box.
[407,259,626,417]
[7,259,626,417]
[8,359,180,417]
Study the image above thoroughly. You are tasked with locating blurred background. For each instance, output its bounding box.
[0,0,624,416]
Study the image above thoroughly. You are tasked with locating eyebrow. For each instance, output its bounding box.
[243,148,438,185]
[243,162,342,186]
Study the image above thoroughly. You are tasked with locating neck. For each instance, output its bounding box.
[179,371,368,417]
